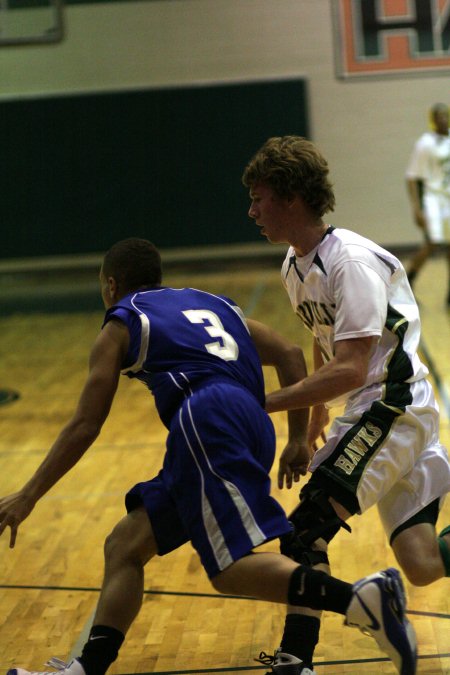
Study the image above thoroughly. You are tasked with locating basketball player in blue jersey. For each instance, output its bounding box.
[0,238,416,675]
[243,135,450,675]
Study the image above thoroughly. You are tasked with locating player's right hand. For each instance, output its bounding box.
[0,491,35,548]
[277,440,311,489]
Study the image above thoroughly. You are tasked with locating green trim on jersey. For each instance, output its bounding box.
[384,304,414,385]
[317,304,414,498]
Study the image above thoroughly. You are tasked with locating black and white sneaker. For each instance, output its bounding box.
[7,658,85,675]
[345,567,417,674]
[255,650,316,674]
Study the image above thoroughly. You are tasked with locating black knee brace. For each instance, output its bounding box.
[280,483,351,567]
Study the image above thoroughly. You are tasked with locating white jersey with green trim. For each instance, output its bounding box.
[405,130,450,197]
[281,227,429,408]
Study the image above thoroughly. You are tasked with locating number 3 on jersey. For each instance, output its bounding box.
[182,309,239,361]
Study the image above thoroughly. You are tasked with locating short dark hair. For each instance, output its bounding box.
[242,135,335,218]
[102,238,162,292]
[431,102,448,116]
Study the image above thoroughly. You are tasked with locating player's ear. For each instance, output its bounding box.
[108,276,119,300]
[286,192,297,208]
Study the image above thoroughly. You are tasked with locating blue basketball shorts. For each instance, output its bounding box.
[125,382,292,578]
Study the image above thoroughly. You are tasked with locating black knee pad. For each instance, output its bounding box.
[280,483,351,566]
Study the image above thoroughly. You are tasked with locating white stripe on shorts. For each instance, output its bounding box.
[178,400,266,570]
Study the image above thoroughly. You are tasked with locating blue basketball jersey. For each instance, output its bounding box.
[103,287,265,427]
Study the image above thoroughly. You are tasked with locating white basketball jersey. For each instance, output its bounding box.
[281,227,429,407]
[406,131,450,197]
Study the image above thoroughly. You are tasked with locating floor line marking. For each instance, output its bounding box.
[1,584,449,619]
[117,651,450,674]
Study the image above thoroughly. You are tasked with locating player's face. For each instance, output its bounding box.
[248,183,292,244]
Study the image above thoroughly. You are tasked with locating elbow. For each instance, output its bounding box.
[81,421,102,444]
[278,344,308,380]
[347,367,367,390]
[289,344,306,365]
[335,358,368,392]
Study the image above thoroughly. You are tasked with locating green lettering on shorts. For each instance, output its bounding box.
[318,401,400,494]
[318,304,415,496]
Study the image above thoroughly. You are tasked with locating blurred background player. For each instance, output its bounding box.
[405,102,450,305]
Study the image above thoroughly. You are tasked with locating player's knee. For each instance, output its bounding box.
[399,558,433,586]
[393,540,437,586]
[104,509,156,567]
[104,526,120,562]
[281,483,350,567]
[398,545,449,586]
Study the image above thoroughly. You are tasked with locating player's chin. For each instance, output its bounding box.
[261,230,274,242]
[261,231,282,245]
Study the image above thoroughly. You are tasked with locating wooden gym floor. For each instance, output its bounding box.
[0,253,449,675]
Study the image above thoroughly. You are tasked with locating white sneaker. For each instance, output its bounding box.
[346,568,417,675]
[7,658,86,675]
[255,650,316,674]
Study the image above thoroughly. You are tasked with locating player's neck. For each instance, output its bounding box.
[291,221,328,257]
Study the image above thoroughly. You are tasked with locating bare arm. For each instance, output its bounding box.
[247,318,308,388]
[307,339,330,449]
[0,319,129,547]
[265,335,376,413]
[247,318,311,487]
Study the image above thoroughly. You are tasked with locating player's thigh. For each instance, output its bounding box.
[391,520,441,585]
[376,439,450,540]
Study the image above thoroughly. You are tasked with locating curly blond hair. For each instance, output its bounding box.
[242,136,335,218]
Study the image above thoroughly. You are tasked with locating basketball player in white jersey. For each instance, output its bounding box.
[243,135,450,675]
[405,102,450,305]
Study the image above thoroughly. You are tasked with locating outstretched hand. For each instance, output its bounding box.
[0,491,35,548]
[277,440,312,489]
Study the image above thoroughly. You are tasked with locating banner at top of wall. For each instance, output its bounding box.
[332,0,450,79]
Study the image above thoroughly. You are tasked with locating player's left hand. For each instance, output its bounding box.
[277,440,311,489]
[0,491,35,548]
